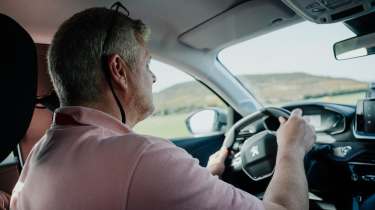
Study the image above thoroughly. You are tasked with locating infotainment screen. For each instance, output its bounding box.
[355,99,375,135]
[364,100,375,133]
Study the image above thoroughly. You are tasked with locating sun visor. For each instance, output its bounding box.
[179,0,297,50]
[0,14,38,162]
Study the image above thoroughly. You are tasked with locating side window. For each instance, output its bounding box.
[134,60,227,139]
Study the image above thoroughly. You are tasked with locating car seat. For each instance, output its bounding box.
[0,13,38,209]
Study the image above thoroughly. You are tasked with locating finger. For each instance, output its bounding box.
[291,108,303,117]
[218,148,229,162]
[309,124,315,132]
[309,126,317,142]
[211,151,220,158]
[278,116,286,124]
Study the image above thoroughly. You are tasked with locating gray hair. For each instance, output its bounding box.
[48,7,150,106]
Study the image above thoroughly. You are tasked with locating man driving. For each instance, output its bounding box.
[10,7,315,210]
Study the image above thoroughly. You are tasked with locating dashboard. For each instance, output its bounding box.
[283,102,375,206]
[282,103,353,143]
[302,111,344,134]
[225,102,375,207]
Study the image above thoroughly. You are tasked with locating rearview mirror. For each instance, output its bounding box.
[334,32,375,60]
[185,108,227,135]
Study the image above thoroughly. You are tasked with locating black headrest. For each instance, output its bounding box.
[0,14,37,162]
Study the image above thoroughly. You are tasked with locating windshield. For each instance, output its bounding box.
[218,21,375,106]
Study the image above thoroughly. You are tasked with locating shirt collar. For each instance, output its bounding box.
[53,106,132,134]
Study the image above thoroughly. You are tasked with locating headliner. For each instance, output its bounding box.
[0,0,299,49]
[0,0,242,43]
[0,0,303,115]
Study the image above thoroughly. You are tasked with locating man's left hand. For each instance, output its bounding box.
[206,147,229,176]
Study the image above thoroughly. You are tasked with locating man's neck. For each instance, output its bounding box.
[80,102,137,128]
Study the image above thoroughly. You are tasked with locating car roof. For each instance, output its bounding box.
[3,1,371,115]
[0,0,301,57]
[1,0,303,114]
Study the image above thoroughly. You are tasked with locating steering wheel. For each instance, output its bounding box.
[223,107,290,181]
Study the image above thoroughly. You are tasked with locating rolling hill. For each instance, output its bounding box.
[152,72,368,115]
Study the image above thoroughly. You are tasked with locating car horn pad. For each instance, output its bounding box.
[240,130,278,181]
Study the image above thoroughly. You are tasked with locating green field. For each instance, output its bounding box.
[134,113,191,139]
[134,92,366,139]
[311,92,365,105]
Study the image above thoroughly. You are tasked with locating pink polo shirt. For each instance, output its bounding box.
[10,106,264,210]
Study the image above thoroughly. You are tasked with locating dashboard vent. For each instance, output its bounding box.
[331,5,364,21]
[353,152,375,164]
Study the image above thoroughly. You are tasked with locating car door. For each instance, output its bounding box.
[171,126,226,167]
[134,60,232,166]
[0,153,20,195]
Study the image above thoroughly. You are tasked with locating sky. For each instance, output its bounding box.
[150,21,375,93]
[150,60,192,92]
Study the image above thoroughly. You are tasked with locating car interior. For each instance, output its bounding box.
[0,0,375,210]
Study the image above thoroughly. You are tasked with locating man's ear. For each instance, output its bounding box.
[107,54,130,91]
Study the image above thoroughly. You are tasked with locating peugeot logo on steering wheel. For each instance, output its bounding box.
[250,145,259,157]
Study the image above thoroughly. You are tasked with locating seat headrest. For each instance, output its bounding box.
[0,14,37,162]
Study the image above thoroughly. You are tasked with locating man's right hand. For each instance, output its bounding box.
[263,108,316,210]
[276,108,316,158]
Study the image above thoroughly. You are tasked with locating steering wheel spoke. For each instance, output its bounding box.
[223,107,290,181]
